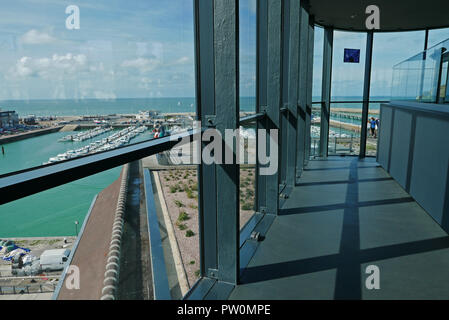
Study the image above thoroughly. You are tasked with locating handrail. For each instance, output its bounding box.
[0,113,264,206]
[239,112,265,125]
[0,129,197,205]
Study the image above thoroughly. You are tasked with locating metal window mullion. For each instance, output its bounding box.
[213,0,240,285]
[360,31,373,158]
[256,0,268,213]
[296,5,309,175]
[193,0,217,279]
[304,16,315,166]
[279,0,290,188]
[320,27,333,157]
[285,0,300,187]
[265,0,283,215]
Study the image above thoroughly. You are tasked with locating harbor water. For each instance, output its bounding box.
[0,129,154,237]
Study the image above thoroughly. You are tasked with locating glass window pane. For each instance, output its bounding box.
[0,0,196,175]
[312,26,324,102]
[239,0,257,113]
[428,27,449,48]
[371,31,425,100]
[331,31,366,101]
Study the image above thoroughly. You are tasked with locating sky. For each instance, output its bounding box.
[0,0,447,101]
[313,27,449,99]
[0,0,257,100]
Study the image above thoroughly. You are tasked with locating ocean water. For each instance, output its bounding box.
[0,129,154,237]
[0,97,257,117]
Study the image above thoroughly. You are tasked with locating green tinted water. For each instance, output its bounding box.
[0,129,153,237]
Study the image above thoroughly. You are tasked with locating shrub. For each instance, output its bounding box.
[169,186,177,193]
[194,269,200,278]
[177,211,190,222]
[189,204,198,209]
[189,260,195,265]
[241,202,253,211]
[191,183,198,191]
[186,189,194,199]
[176,222,187,230]
[174,200,184,208]
[186,229,195,237]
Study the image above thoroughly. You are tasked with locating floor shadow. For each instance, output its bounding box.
[239,236,449,285]
[279,196,414,216]
[304,165,380,172]
[296,177,393,187]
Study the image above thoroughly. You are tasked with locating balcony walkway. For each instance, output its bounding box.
[230,157,449,299]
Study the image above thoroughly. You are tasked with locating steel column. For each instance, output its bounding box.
[194,0,239,284]
[279,0,290,188]
[319,27,333,157]
[360,31,374,158]
[296,4,309,176]
[284,0,300,187]
[304,15,315,166]
[256,0,268,214]
[263,0,283,215]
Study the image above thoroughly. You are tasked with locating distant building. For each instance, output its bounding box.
[0,110,19,129]
[23,115,36,125]
[136,110,158,120]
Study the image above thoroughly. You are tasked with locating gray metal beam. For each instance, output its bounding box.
[360,31,373,158]
[296,5,309,175]
[194,0,217,280]
[319,27,333,157]
[213,0,239,285]
[284,0,300,187]
[256,0,268,214]
[264,0,283,214]
[304,15,315,166]
[279,0,290,188]
[193,0,239,284]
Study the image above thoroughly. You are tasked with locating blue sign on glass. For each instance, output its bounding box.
[344,48,360,63]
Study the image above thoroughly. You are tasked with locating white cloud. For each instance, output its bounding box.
[8,53,89,79]
[174,56,189,65]
[121,57,160,73]
[20,29,56,45]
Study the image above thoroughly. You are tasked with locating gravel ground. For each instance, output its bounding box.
[158,167,255,288]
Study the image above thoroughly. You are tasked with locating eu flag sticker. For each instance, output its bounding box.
[344,48,360,63]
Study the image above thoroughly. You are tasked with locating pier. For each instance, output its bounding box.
[0,126,63,145]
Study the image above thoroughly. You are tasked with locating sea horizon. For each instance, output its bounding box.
[0,96,390,117]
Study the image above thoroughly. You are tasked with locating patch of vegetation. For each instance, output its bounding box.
[174,200,184,208]
[194,269,201,278]
[186,229,195,237]
[190,183,198,191]
[169,186,177,193]
[189,204,198,209]
[189,260,195,265]
[177,211,190,222]
[241,202,253,211]
[186,189,195,199]
[30,240,41,246]
[176,222,187,230]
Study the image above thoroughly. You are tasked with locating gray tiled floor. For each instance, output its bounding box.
[230,157,449,300]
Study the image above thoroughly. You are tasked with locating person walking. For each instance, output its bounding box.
[369,117,377,138]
